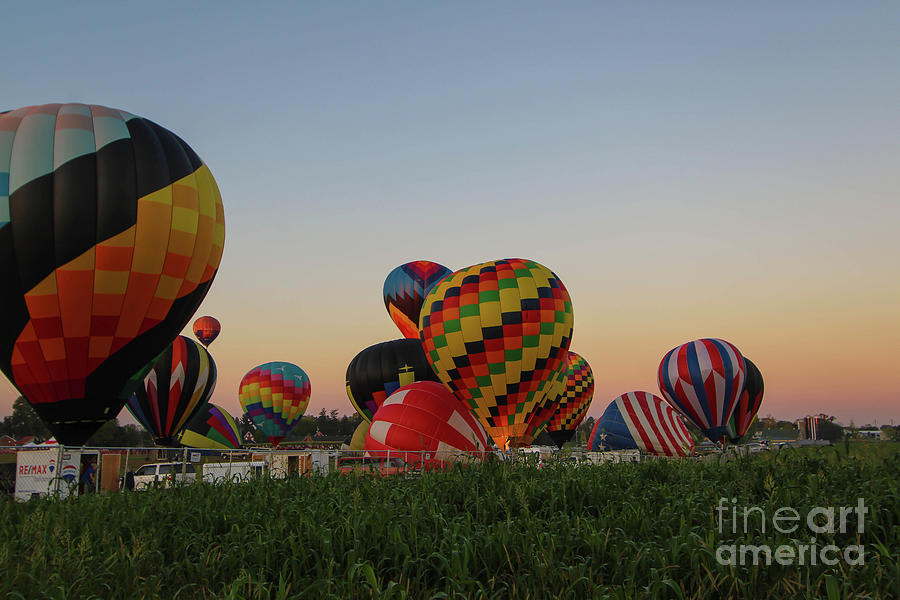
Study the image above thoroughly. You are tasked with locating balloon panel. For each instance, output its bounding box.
[0,104,225,445]
[383,261,452,339]
[657,338,745,443]
[193,315,221,346]
[419,258,573,449]
[126,334,217,445]
[589,391,693,457]
[345,338,439,422]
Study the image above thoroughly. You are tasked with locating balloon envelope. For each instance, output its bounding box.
[725,357,764,443]
[126,335,217,446]
[0,104,225,445]
[239,362,310,446]
[345,338,440,422]
[349,419,370,452]
[180,403,241,450]
[546,351,594,448]
[364,381,492,469]
[657,338,746,443]
[192,316,221,347]
[589,391,694,457]
[419,258,574,449]
[383,261,452,339]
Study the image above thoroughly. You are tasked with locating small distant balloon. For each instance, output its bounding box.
[383,261,452,338]
[193,316,221,347]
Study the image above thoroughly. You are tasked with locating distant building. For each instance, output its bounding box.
[797,416,821,440]
[0,435,15,447]
[857,428,881,439]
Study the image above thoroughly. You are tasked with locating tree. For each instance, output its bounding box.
[817,420,844,443]
[0,396,51,440]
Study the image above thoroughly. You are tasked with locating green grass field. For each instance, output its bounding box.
[1,443,898,599]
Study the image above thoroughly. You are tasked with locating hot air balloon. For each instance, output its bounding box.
[657,338,746,443]
[348,419,370,452]
[383,261,452,338]
[126,335,217,446]
[239,362,310,446]
[419,258,574,449]
[364,381,492,469]
[588,391,694,457]
[0,104,225,445]
[545,351,594,448]
[192,316,221,347]
[179,403,241,450]
[725,357,764,443]
[346,339,440,422]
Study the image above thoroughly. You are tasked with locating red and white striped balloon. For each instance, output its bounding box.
[365,381,492,468]
[590,391,694,457]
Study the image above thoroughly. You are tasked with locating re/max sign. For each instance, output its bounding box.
[18,465,49,475]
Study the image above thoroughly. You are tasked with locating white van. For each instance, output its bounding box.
[132,462,197,490]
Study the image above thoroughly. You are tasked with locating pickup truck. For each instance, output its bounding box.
[131,462,197,490]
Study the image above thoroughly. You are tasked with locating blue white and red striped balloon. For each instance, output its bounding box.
[657,338,745,443]
[588,391,694,457]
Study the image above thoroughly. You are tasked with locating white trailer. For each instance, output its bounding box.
[202,461,266,483]
[14,447,100,501]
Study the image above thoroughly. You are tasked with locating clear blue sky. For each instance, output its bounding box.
[2,2,899,425]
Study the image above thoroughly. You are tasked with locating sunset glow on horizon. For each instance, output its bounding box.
[1,3,897,429]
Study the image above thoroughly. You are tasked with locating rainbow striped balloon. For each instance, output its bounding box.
[239,362,310,446]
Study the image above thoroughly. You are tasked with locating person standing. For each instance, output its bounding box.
[79,461,96,494]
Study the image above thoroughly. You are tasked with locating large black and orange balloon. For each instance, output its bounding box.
[345,338,440,422]
[192,315,221,347]
[126,335,217,446]
[0,104,225,445]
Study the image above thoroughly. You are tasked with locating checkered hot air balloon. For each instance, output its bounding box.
[345,339,440,422]
[192,316,221,347]
[0,104,225,445]
[364,381,492,469]
[419,258,574,450]
[545,351,594,448]
[383,261,452,339]
[588,391,694,457]
[657,338,746,444]
[239,362,310,447]
[725,357,764,443]
[179,403,241,450]
[126,335,217,446]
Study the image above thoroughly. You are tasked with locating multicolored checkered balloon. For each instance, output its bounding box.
[419,258,574,449]
[546,351,594,447]
[239,361,310,446]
